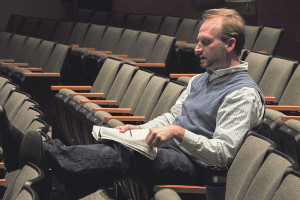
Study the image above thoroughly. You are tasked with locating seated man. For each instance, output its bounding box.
[22,8,265,199]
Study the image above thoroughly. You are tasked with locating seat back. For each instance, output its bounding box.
[2,34,27,60]
[245,51,272,84]
[0,32,13,57]
[277,64,300,106]
[0,82,19,105]
[28,40,56,68]
[258,57,296,102]
[133,75,169,121]
[244,150,294,200]
[123,13,145,30]
[278,119,300,170]
[35,18,58,40]
[258,109,284,145]
[80,24,106,48]
[112,29,140,55]
[19,17,41,37]
[251,26,284,55]
[158,16,181,36]
[272,170,300,200]
[67,22,91,45]
[140,15,164,33]
[127,31,159,59]
[90,11,110,25]
[175,18,198,42]
[14,185,39,200]
[90,58,123,96]
[96,26,123,51]
[105,63,138,103]
[51,20,75,44]
[149,81,186,120]
[43,43,71,73]
[243,25,262,51]
[118,69,154,113]
[147,35,176,63]
[187,20,203,43]
[5,14,25,33]
[106,12,127,28]
[2,162,45,200]
[225,132,276,200]
[15,37,42,63]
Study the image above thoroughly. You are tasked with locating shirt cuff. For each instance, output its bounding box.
[180,129,200,153]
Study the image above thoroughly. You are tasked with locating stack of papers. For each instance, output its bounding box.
[92,126,157,160]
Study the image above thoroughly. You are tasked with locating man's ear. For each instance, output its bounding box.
[226,38,236,53]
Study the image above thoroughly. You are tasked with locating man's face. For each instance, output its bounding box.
[195,17,227,73]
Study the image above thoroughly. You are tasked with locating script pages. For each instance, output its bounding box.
[92,126,158,160]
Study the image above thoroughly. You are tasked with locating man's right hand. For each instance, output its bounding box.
[115,125,141,133]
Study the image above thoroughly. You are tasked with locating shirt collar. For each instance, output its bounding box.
[208,61,248,82]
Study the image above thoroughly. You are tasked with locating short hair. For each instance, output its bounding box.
[202,8,246,56]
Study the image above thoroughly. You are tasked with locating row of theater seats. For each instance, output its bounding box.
[4,12,284,75]
[0,76,51,199]
[154,131,300,200]
[51,58,187,146]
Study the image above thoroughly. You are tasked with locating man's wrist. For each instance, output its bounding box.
[172,125,185,142]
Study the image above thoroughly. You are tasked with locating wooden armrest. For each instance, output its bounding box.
[88,50,112,54]
[71,44,79,49]
[51,86,92,90]
[105,116,146,121]
[0,59,15,63]
[264,96,276,102]
[16,67,43,72]
[169,74,198,78]
[93,107,132,113]
[281,115,300,121]
[134,63,165,67]
[0,179,6,187]
[0,162,5,169]
[23,73,60,77]
[1,62,29,67]
[176,41,188,45]
[153,185,206,194]
[80,100,117,105]
[110,54,128,58]
[69,92,104,98]
[125,58,147,62]
[266,105,300,111]
[84,47,96,51]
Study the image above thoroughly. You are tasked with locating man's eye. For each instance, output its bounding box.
[202,40,211,46]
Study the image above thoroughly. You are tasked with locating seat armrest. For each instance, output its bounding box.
[105,116,146,121]
[125,58,147,62]
[69,92,104,98]
[153,185,206,194]
[266,105,300,111]
[71,44,79,49]
[0,59,15,63]
[93,107,131,113]
[264,96,276,102]
[2,62,29,67]
[0,162,5,169]
[15,67,43,72]
[23,73,60,77]
[169,74,198,78]
[0,179,6,186]
[134,63,165,67]
[80,100,117,105]
[281,115,300,121]
[88,50,112,54]
[50,86,92,91]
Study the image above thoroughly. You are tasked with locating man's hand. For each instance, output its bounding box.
[145,125,185,148]
[116,125,141,133]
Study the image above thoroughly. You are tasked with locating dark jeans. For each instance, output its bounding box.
[44,139,206,199]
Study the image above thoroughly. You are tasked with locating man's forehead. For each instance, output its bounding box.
[198,17,223,36]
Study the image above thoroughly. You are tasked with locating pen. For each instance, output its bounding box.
[129,130,132,137]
